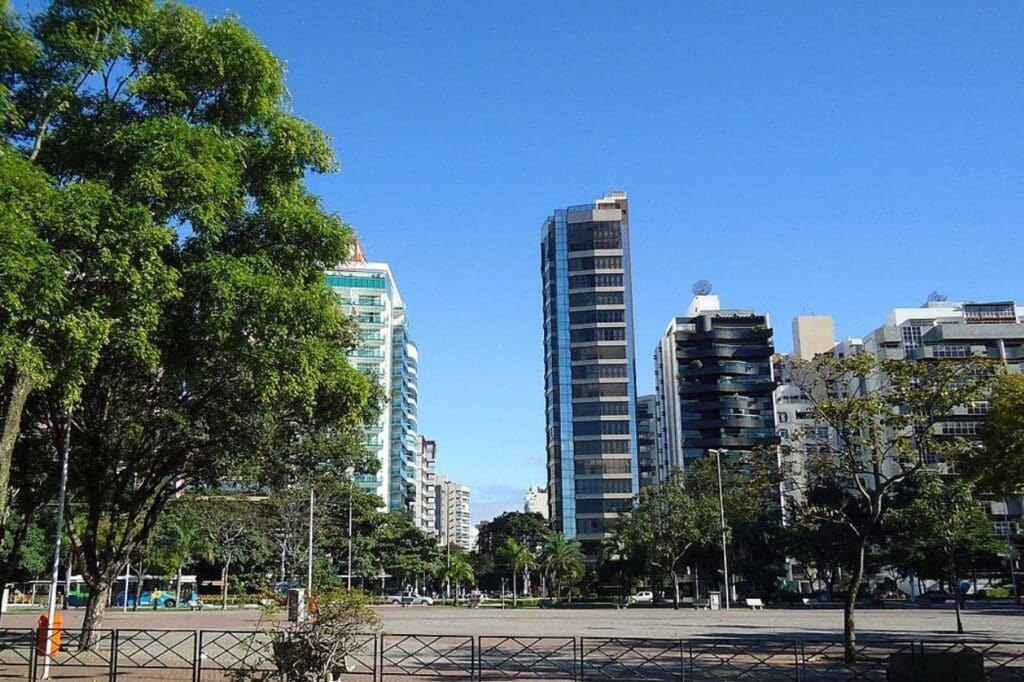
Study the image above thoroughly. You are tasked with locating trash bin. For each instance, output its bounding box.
[287,588,306,622]
[36,613,63,656]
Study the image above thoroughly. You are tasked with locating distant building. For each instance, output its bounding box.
[523,486,549,518]
[540,191,639,544]
[436,476,473,551]
[792,315,835,361]
[420,438,438,536]
[856,299,1024,532]
[654,293,777,477]
[326,250,420,519]
[636,394,657,489]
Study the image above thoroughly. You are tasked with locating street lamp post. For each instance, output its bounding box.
[347,482,353,591]
[712,448,731,609]
[41,423,71,680]
[306,488,314,596]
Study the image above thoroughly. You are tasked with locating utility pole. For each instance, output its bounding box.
[42,421,70,680]
[713,449,731,609]
[346,482,353,591]
[306,488,314,596]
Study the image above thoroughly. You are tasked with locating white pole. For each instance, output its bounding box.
[714,449,731,609]
[123,564,130,613]
[347,483,353,591]
[306,488,314,596]
[41,422,70,680]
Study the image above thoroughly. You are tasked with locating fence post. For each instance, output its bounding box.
[793,640,801,682]
[192,630,201,682]
[378,633,384,682]
[109,629,119,680]
[578,638,584,681]
[28,635,37,682]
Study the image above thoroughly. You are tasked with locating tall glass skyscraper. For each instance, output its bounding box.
[540,191,638,544]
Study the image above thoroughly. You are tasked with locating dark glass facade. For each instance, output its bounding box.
[541,192,638,542]
[675,312,777,467]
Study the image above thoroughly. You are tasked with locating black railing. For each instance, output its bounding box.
[0,629,1022,680]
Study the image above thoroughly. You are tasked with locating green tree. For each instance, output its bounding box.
[788,354,995,661]
[2,0,380,647]
[497,538,533,605]
[366,512,440,594]
[887,474,1004,633]
[539,533,584,602]
[598,533,644,601]
[611,481,721,609]
[438,555,474,605]
[964,373,1024,499]
[190,495,271,609]
[686,453,786,600]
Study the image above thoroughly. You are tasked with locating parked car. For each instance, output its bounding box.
[629,591,654,604]
[387,593,433,606]
[921,589,952,604]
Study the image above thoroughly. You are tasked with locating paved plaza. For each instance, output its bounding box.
[2,603,1022,641]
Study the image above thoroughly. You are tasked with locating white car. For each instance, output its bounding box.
[629,591,654,604]
[388,593,434,606]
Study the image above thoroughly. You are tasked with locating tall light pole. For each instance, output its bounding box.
[42,422,70,680]
[712,448,731,609]
[306,488,314,596]
[346,482,353,591]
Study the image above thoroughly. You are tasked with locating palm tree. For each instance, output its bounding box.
[498,538,533,606]
[540,533,584,602]
[438,556,474,606]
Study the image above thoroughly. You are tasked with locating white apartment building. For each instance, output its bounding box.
[523,486,549,518]
[325,248,422,523]
[420,438,438,536]
[436,476,473,552]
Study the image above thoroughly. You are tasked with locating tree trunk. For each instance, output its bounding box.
[175,564,182,605]
[221,563,229,610]
[0,369,35,521]
[133,576,142,611]
[950,566,965,634]
[79,582,110,651]
[843,541,868,664]
[512,570,517,606]
[672,571,680,610]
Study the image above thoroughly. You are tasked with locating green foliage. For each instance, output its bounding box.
[962,373,1024,499]
[785,353,999,655]
[610,481,721,607]
[539,533,585,601]
[685,453,787,598]
[476,512,550,557]
[0,0,381,644]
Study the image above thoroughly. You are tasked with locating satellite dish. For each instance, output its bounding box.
[927,290,948,303]
[693,280,713,296]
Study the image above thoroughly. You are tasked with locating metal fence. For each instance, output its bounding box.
[0,628,1022,680]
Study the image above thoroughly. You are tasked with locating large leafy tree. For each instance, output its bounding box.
[787,354,995,661]
[539,532,585,602]
[685,453,786,600]
[497,538,534,605]
[611,481,721,609]
[886,473,1004,634]
[3,1,380,646]
[966,373,1024,500]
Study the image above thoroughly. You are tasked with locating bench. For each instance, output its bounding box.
[746,598,764,610]
[693,598,710,610]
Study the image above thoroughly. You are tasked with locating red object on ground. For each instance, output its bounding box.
[35,613,63,656]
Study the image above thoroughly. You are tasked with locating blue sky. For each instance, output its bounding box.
[192,0,1024,522]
